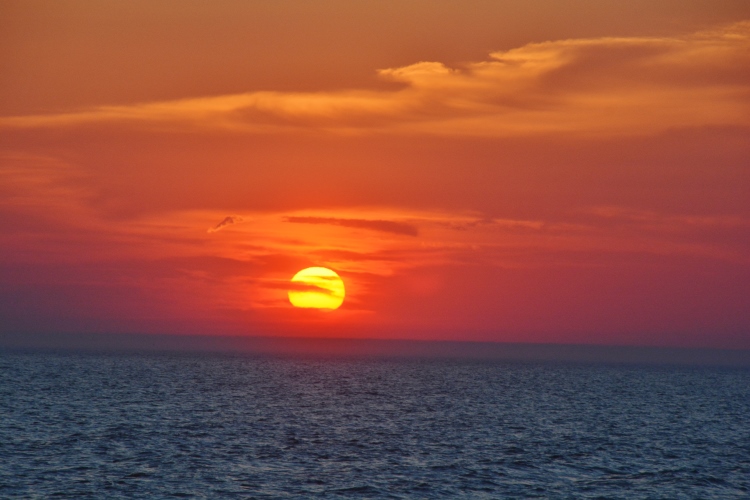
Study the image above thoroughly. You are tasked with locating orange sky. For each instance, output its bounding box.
[1,1,749,348]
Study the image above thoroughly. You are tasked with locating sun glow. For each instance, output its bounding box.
[288,267,346,310]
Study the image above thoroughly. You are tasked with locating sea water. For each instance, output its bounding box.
[1,350,748,498]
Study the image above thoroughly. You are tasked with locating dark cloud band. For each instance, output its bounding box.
[284,216,418,236]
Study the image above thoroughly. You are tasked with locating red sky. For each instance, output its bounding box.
[1,1,749,348]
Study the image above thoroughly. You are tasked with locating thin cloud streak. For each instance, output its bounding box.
[264,281,335,295]
[284,216,419,236]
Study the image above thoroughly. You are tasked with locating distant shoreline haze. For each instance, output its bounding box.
[2,332,748,368]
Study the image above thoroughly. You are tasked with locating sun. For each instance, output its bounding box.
[288,267,346,310]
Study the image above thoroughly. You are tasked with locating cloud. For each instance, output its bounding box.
[3,22,749,136]
[310,249,400,262]
[438,218,545,232]
[586,206,750,229]
[263,281,335,295]
[284,216,419,236]
[208,215,245,233]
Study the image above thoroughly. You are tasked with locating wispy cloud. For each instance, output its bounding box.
[584,207,750,236]
[263,281,335,295]
[208,215,245,233]
[284,216,419,236]
[3,22,748,136]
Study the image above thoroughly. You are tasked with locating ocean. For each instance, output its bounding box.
[1,350,748,498]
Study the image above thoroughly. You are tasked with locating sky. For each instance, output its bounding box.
[1,0,749,349]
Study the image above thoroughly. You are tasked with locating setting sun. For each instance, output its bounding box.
[288,267,346,310]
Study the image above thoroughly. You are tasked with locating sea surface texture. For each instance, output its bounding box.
[1,351,748,498]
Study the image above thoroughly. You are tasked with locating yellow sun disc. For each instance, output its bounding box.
[288,267,345,310]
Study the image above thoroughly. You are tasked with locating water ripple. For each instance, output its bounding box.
[1,351,748,498]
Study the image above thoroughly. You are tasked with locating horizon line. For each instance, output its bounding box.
[2,331,749,367]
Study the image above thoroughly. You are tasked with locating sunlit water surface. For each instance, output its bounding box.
[1,351,748,498]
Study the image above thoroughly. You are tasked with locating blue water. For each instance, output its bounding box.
[1,351,748,498]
